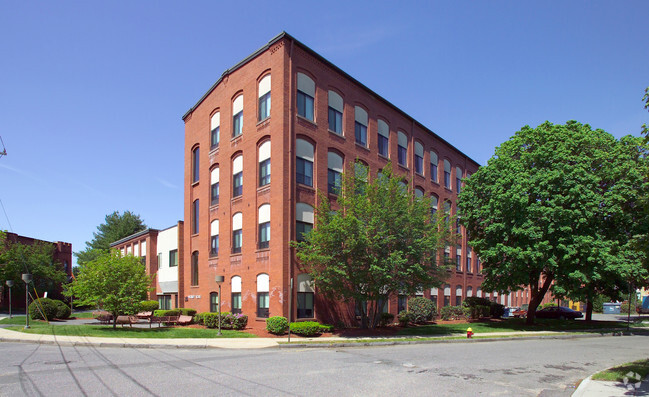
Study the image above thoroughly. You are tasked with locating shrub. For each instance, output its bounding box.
[398,310,412,326]
[319,323,334,333]
[620,302,636,314]
[178,308,197,316]
[200,312,248,330]
[153,309,181,317]
[266,316,289,334]
[539,302,557,310]
[463,304,490,320]
[408,297,437,324]
[202,313,220,328]
[379,312,395,327]
[440,305,465,320]
[140,300,159,312]
[54,300,71,319]
[489,302,505,318]
[29,298,66,320]
[290,321,322,336]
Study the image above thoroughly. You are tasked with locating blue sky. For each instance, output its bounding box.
[0,1,647,265]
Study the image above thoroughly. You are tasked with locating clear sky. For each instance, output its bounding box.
[0,1,647,265]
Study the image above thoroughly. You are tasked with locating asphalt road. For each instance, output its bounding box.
[1,334,648,396]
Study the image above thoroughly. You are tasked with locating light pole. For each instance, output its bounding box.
[5,280,13,318]
[215,275,224,336]
[22,274,32,329]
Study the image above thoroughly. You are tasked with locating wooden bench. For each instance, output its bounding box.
[93,311,113,324]
[116,315,139,327]
[149,315,180,328]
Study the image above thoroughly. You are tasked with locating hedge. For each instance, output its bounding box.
[140,300,159,312]
[379,312,395,327]
[200,312,248,330]
[266,316,289,334]
[289,321,322,336]
[153,309,181,317]
[177,308,197,316]
[440,305,465,320]
[28,298,70,320]
[408,297,437,324]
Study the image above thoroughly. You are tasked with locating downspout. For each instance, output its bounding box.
[288,38,295,336]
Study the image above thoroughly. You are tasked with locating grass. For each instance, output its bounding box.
[71,312,95,319]
[5,324,256,338]
[592,359,649,382]
[396,318,624,336]
[0,315,35,325]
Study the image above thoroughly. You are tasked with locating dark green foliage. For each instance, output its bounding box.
[200,312,248,330]
[398,310,412,326]
[29,298,58,320]
[490,302,505,318]
[620,302,637,314]
[289,321,322,336]
[440,306,465,321]
[408,297,437,324]
[319,323,334,332]
[538,302,557,310]
[463,305,490,320]
[54,300,71,319]
[265,316,289,334]
[177,308,197,316]
[462,297,496,319]
[379,312,395,327]
[140,300,159,312]
[153,309,181,317]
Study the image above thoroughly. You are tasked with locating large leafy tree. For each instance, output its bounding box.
[458,121,649,324]
[66,250,152,328]
[0,231,68,301]
[75,211,146,266]
[294,162,453,328]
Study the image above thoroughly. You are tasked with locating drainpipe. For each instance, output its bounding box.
[287,38,295,342]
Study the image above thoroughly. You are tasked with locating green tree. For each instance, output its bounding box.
[294,162,453,328]
[642,87,649,139]
[458,121,649,324]
[75,211,146,266]
[66,250,152,328]
[0,230,68,301]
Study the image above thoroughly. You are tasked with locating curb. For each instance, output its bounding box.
[571,375,592,397]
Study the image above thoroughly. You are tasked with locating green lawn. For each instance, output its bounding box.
[396,318,624,336]
[71,312,95,319]
[592,359,649,382]
[6,324,256,338]
[0,316,38,325]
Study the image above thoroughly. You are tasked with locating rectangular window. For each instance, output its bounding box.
[297,91,314,121]
[210,293,219,313]
[297,292,314,318]
[231,293,242,314]
[258,222,270,249]
[398,145,407,167]
[191,255,198,286]
[259,92,271,120]
[158,295,171,310]
[443,296,450,307]
[232,230,242,254]
[211,182,219,206]
[445,171,451,189]
[328,107,342,134]
[456,178,462,193]
[157,253,162,269]
[233,111,243,137]
[456,295,462,306]
[398,295,408,313]
[431,163,438,183]
[169,249,178,267]
[456,254,462,271]
[296,158,313,187]
[192,148,200,183]
[210,235,219,257]
[211,126,219,149]
[233,172,243,197]
[354,122,367,146]
[328,169,341,194]
[192,200,199,234]
[476,259,481,274]
[257,292,269,318]
[378,134,389,157]
[467,256,472,273]
[296,221,313,242]
[415,155,423,174]
[430,294,437,307]
[259,158,271,186]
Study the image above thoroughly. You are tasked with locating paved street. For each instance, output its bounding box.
[1,335,648,396]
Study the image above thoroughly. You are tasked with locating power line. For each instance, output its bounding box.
[0,136,6,158]
[0,198,13,232]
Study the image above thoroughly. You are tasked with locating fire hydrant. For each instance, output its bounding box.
[467,327,474,339]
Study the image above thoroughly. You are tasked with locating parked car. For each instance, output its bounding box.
[535,306,583,320]
[512,304,528,318]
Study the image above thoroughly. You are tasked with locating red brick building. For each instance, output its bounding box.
[181,32,537,324]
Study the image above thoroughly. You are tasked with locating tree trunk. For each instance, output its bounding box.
[585,299,593,322]
[112,313,117,329]
[525,273,553,325]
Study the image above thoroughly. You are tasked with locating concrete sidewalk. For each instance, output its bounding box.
[572,374,649,396]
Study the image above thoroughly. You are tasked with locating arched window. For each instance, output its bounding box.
[192,199,199,235]
[354,106,368,147]
[431,195,439,216]
[414,141,424,175]
[258,141,271,187]
[192,146,200,183]
[296,139,314,187]
[210,220,219,257]
[232,95,243,137]
[210,167,219,206]
[443,284,451,307]
[231,276,242,313]
[210,291,219,312]
[297,73,314,121]
[377,119,389,157]
[232,212,242,254]
[296,203,314,242]
[210,112,220,149]
[415,187,424,198]
[297,273,314,318]
[232,155,243,197]
[258,204,270,249]
[493,291,498,303]
[455,285,463,306]
[430,287,438,307]
[430,150,439,183]
[456,246,462,271]
[466,247,472,273]
[443,201,452,224]
[258,74,271,121]
[191,251,199,286]
[444,159,451,189]
[397,131,408,167]
[467,286,473,297]
[328,90,343,134]
[477,288,482,298]
[257,273,270,318]
[456,166,463,193]
[327,151,343,194]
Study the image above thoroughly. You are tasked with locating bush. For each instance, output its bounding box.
[408,297,437,324]
[177,308,197,316]
[398,310,412,326]
[440,305,465,320]
[539,302,557,310]
[290,321,322,336]
[29,298,70,320]
[463,305,490,320]
[200,312,248,330]
[379,312,395,327]
[319,323,334,333]
[153,309,181,317]
[266,316,289,334]
[140,300,159,312]
[489,302,505,318]
[620,302,636,314]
